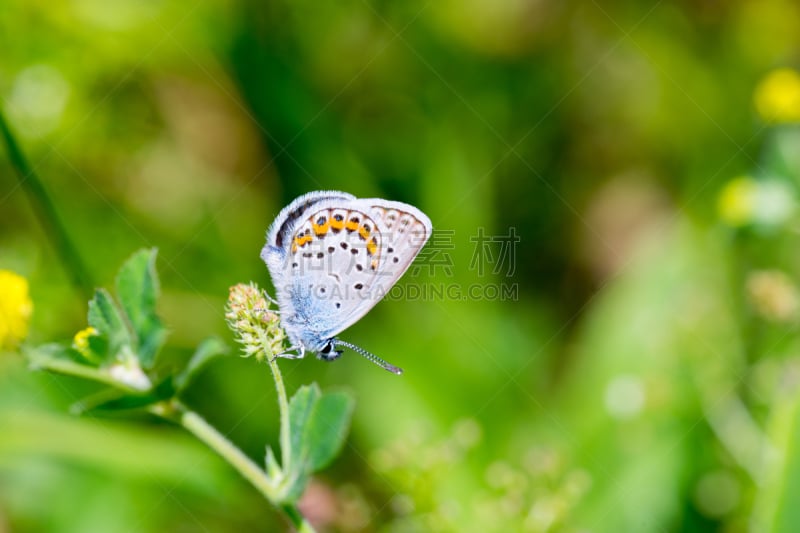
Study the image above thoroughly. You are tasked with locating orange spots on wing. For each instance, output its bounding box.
[293,234,312,252]
[312,221,330,236]
[331,215,345,231]
[346,219,360,231]
[367,236,378,256]
[358,224,371,240]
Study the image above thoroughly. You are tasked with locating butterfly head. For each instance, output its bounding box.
[318,340,344,361]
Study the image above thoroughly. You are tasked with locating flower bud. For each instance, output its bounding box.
[225,283,286,361]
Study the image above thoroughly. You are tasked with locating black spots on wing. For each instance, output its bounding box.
[356,264,363,271]
[340,242,348,250]
[354,283,363,290]
[393,257,399,263]
[335,302,341,309]
[317,252,324,259]
[351,248,358,255]
[328,246,335,253]
[316,215,327,225]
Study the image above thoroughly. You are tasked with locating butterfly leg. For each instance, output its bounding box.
[252,293,281,318]
[273,344,305,361]
[263,292,279,305]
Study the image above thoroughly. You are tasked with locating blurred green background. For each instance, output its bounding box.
[2,0,800,531]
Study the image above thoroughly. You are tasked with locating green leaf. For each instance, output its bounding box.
[88,288,134,362]
[24,344,138,392]
[26,343,83,368]
[69,388,129,415]
[265,446,282,479]
[288,383,322,467]
[175,337,230,391]
[305,391,354,471]
[85,334,108,365]
[115,248,166,368]
[283,383,354,501]
[70,376,174,416]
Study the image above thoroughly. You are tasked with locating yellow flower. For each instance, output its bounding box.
[718,176,757,226]
[717,176,796,227]
[754,68,800,123]
[0,270,33,350]
[72,326,99,359]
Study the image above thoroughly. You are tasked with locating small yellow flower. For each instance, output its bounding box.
[0,270,33,350]
[72,326,98,359]
[718,176,757,226]
[754,68,800,123]
[717,176,796,227]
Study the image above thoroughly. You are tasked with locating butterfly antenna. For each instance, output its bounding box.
[333,339,403,375]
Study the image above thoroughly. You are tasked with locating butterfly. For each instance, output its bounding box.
[261,191,432,374]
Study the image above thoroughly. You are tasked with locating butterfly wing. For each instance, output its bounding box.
[263,193,431,352]
[264,190,355,255]
[358,198,432,295]
[262,191,355,344]
[311,198,431,338]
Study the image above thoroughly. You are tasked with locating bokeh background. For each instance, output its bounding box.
[2,0,800,531]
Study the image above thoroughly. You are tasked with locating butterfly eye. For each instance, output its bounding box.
[319,341,343,361]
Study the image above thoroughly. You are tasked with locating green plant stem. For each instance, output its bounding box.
[175,403,279,500]
[154,401,316,533]
[264,335,292,474]
[282,504,317,533]
[0,110,93,299]
[26,352,141,394]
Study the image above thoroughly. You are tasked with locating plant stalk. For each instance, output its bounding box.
[0,109,93,299]
[264,334,292,474]
[153,401,316,532]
